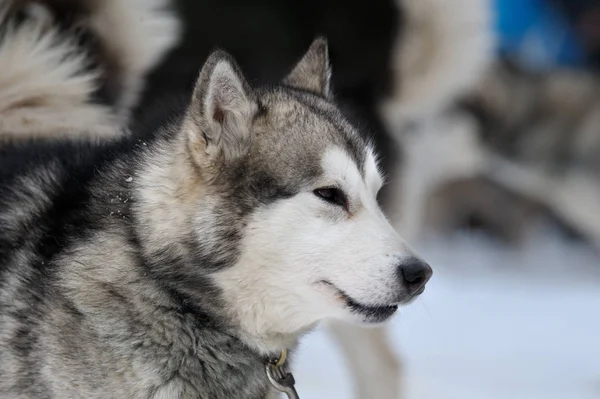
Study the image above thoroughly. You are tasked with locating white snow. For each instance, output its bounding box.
[294,232,600,399]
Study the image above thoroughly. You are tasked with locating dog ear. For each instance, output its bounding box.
[186,50,257,166]
[283,37,332,98]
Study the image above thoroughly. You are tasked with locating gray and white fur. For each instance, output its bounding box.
[0,0,496,397]
[0,39,431,398]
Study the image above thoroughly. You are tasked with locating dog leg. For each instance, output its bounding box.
[327,321,401,399]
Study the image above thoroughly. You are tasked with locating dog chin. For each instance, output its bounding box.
[349,302,399,324]
[319,281,399,324]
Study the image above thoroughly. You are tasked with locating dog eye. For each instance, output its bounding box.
[313,187,348,209]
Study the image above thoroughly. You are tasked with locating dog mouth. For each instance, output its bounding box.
[320,281,398,323]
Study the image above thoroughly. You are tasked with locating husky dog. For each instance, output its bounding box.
[0,0,179,143]
[0,0,489,397]
[0,39,432,397]
[135,0,493,396]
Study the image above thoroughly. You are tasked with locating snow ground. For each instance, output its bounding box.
[293,233,600,399]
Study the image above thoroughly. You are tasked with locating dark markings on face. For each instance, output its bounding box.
[284,88,368,174]
[206,86,370,220]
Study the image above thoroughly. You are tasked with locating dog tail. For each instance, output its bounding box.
[381,0,495,129]
[0,0,180,142]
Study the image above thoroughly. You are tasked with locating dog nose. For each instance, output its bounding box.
[397,258,432,293]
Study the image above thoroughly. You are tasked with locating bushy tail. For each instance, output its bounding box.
[0,0,180,142]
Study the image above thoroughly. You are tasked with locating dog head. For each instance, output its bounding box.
[140,39,431,351]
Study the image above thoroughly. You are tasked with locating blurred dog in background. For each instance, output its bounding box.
[411,59,600,253]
